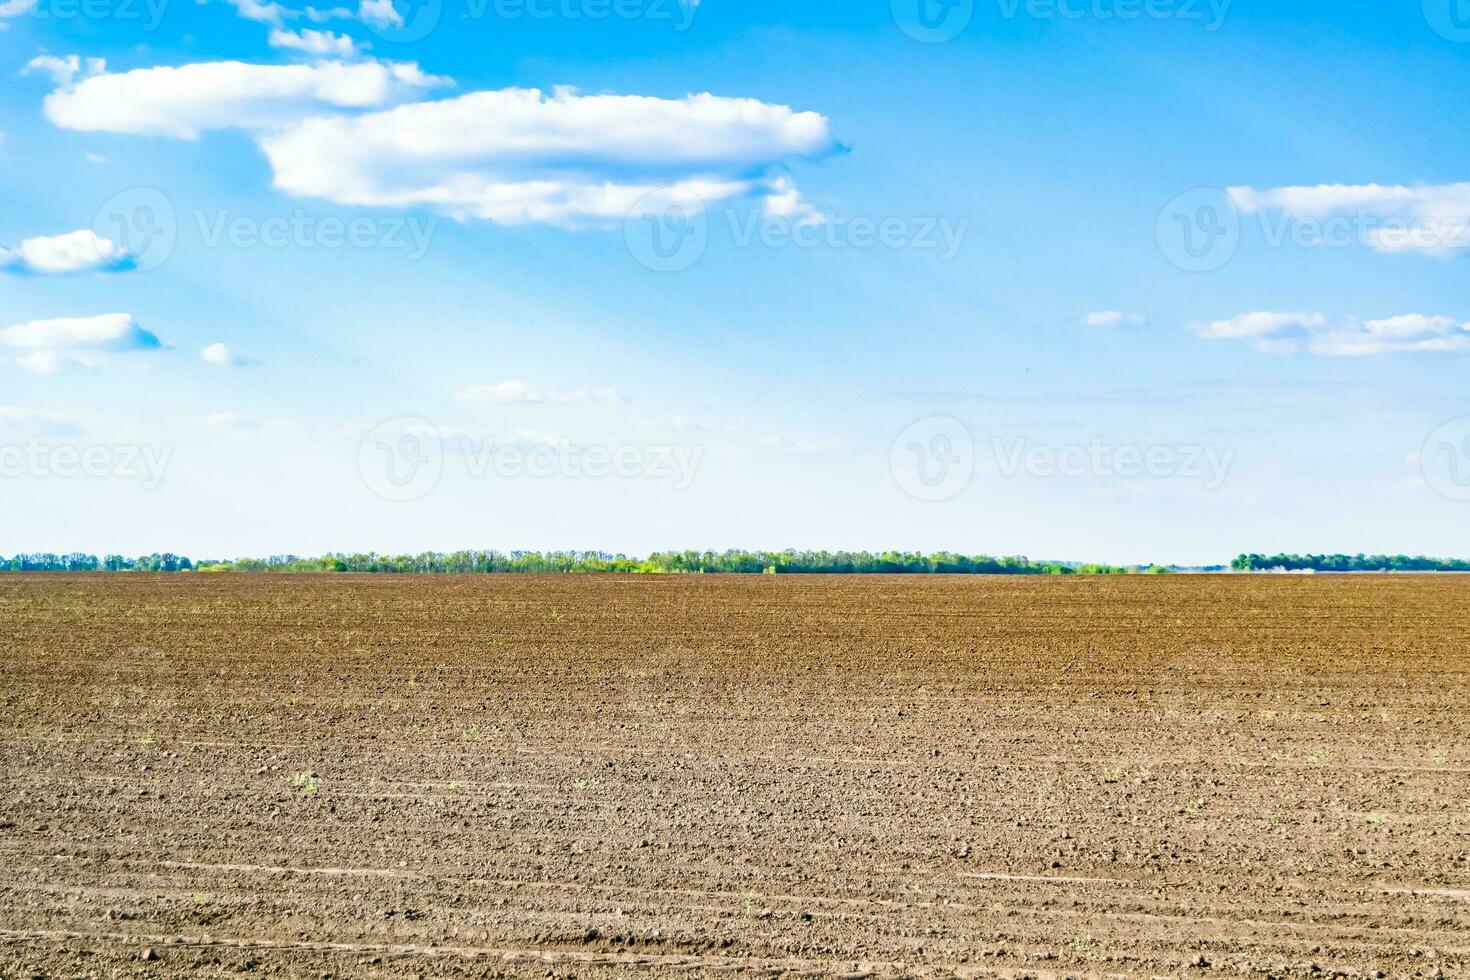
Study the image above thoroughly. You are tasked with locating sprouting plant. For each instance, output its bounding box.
[1305,750,1332,765]
[1367,812,1386,825]
[461,725,481,742]
[138,729,155,746]
[449,781,463,792]
[290,772,319,795]
[573,779,589,790]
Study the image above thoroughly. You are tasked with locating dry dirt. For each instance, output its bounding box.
[0,574,1466,979]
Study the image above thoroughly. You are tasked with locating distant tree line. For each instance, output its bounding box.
[1231,553,1470,573]
[0,550,1172,575]
[0,553,194,573]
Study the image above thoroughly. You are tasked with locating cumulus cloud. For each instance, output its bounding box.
[454,380,621,404]
[0,230,133,275]
[1081,311,1147,328]
[0,0,38,16]
[23,55,107,87]
[38,58,450,139]
[1195,311,1470,357]
[269,28,363,58]
[1228,182,1470,255]
[257,86,836,225]
[217,0,353,25]
[33,57,837,227]
[200,342,253,366]
[762,176,823,225]
[2,314,162,374]
[358,0,400,27]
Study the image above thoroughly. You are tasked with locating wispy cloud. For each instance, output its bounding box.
[2,314,162,374]
[1228,182,1470,255]
[1195,311,1470,356]
[1080,311,1147,328]
[268,27,364,58]
[454,380,621,405]
[35,57,449,139]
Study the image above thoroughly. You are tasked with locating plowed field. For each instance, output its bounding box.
[1,574,1466,978]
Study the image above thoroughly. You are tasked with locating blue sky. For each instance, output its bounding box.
[1,0,1468,564]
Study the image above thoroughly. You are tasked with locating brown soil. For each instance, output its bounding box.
[0,574,1466,978]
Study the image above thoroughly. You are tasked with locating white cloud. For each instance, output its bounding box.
[258,86,835,225]
[0,230,133,275]
[1,0,39,16]
[1195,311,1470,357]
[34,59,836,228]
[39,58,450,139]
[23,55,107,87]
[358,0,400,27]
[222,0,290,23]
[1197,311,1326,341]
[269,27,363,58]
[1228,182,1470,255]
[214,0,353,23]
[1,313,160,350]
[454,380,621,405]
[13,350,100,375]
[762,176,823,225]
[201,342,252,366]
[1081,311,1147,328]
